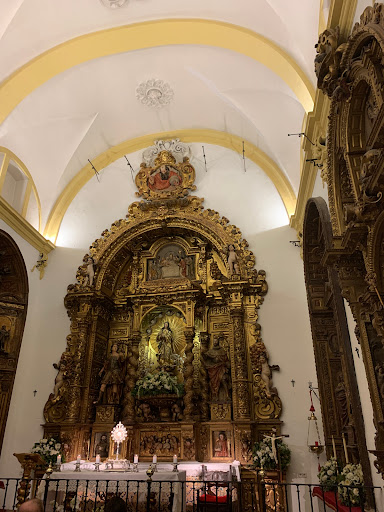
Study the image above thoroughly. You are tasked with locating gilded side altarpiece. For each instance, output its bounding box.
[314,2,384,479]
[43,147,282,463]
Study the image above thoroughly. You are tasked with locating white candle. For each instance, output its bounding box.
[57,455,61,465]
[96,455,100,464]
[77,455,81,463]
[153,455,157,464]
[134,454,138,464]
[331,435,336,459]
[173,454,177,464]
[342,433,349,463]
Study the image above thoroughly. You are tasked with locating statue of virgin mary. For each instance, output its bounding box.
[156,322,175,366]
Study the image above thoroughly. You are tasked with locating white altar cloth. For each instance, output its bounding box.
[60,460,241,481]
[37,469,186,512]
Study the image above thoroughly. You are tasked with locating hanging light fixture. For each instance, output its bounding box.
[307,387,324,470]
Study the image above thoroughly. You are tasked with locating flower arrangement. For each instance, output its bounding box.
[31,438,62,465]
[132,370,184,398]
[338,463,364,506]
[318,457,340,490]
[252,438,291,471]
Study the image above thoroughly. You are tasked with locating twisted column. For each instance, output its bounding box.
[122,334,140,423]
[183,328,195,420]
[230,307,251,420]
[199,332,210,421]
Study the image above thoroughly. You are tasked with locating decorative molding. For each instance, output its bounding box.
[0,197,55,255]
[100,0,128,8]
[43,129,296,243]
[0,19,314,126]
[142,139,191,166]
[136,79,174,109]
[290,0,358,234]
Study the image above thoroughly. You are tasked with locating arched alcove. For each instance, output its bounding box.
[303,198,372,484]
[0,230,28,454]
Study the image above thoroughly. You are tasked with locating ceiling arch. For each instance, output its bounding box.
[44,129,296,244]
[0,18,315,125]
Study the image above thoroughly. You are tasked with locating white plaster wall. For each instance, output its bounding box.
[312,170,329,205]
[0,220,85,477]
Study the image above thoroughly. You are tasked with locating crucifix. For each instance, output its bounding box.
[263,428,290,465]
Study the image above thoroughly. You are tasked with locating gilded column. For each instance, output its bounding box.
[230,306,251,420]
[122,333,140,423]
[65,297,92,423]
[183,328,195,420]
[199,332,210,421]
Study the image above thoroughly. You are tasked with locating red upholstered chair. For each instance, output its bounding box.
[197,467,236,511]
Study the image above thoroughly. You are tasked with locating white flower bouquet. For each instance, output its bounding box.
[31,438,62,465]
[132,370,184,398]
[252,439,291,471]
[318,457,340,490]
[338,463,364,506]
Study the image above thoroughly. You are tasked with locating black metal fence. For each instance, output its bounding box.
[0,477,253,512]
[259,482,383,512]
[0,477,382,511]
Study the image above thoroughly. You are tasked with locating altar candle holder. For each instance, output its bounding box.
[152,463,158,472]
[172,462,178,473]
[94,462,101,472]
[74,461,81,472]
[133,462,139,473]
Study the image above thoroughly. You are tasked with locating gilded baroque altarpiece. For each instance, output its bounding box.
[43,147,282,463]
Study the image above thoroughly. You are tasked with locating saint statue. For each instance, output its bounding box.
[0,325,10,353]
[214,432,229,457]
[156,322,176,366]
[94,343,125,404]
[201,334,231,401]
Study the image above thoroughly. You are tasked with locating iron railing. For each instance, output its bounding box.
[259,481,383,512]
[0,477,252,512]
[0,477,382,511]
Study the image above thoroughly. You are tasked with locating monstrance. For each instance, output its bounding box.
[111,422,127,460]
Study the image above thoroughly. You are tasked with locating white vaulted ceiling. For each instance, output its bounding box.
[0,0,320,243]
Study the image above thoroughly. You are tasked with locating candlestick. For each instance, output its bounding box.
[57,455,61,465]
[173,454,177,464]
[342,433,349,463]
[331,435,336,458]
[55,455,62,472]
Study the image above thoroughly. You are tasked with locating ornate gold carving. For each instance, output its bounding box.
[315,26,347,98]
[43,143,278,463]
[95,405,116,424]
[210,403,231,420]
[135,150,196,200]
[183,328,195,420]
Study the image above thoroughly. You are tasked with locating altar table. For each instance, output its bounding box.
[37,469,186,512]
